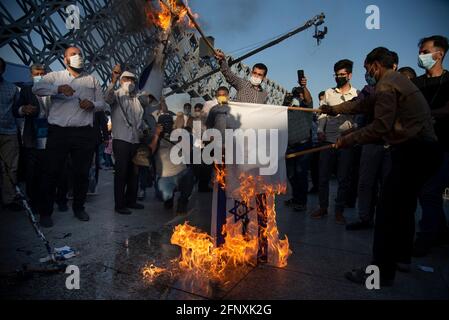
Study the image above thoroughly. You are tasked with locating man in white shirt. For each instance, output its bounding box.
[32,46,106,227]
[105,66,146,215]
[311,59,358,225]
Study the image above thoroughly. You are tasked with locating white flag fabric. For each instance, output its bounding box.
[211,101,288,249]
[138,45,164,103]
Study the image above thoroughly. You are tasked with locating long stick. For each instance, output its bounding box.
[165,13,325,97]
[286,144,335,159]
[287,106,321,113]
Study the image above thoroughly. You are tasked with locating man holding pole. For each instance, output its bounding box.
[320,47,442,287]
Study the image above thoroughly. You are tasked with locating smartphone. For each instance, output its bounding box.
[297,70,304,83]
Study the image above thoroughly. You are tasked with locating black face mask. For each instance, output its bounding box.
[335,76,349,88]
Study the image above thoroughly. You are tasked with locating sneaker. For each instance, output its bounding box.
[346,220,373,231]
[126,202,144,210]
[164,198,174,209]
[74,210,90,221]
[311,208,328,219]
[335,211,346,225]
[344,267,394,287]
[40,215,54,228]
[115,207,132,215]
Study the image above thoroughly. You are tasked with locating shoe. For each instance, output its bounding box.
[284,198,299,207]
[396,263,411,273]
[335,211,346,225]
[115,207,132,215]
[74,210,90,221]
[40,215,54,228]
[308,187,319,194]
[311,208,328,219]
[346,220,373,231]
[344,267,394,287]
[57,202,69,212]
[164,198,174,209]
[3,202,24,212]
[176,201,188,215]
[293,204,307,212]
[126,203,144,210]
[412,237,432,257]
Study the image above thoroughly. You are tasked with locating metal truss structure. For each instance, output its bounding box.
[0,0,287,104]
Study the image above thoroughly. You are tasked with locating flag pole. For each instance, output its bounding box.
[286,144,336,159]
[287,106,321,113]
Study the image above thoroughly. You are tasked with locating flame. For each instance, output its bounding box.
[142,264,167,283]
[142,168,291,284]
[145,0,197,32]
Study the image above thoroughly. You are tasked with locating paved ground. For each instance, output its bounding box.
[1,169,448,300]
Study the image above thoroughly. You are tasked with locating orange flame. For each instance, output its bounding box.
[142,264,167,283]
[142,168,291,284]
[145,0,196,32]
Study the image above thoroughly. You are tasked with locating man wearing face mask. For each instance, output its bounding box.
[312,59,358,225]
[320,47,442,287]
[214,49,268,104]
[32,46,106,227]
[105,65,146,215]
[13,64,51,214]
[412,35,449,257]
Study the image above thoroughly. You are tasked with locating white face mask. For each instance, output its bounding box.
[68,54,84,69]
[250,75,263,86]
[33,76,43,83]
[122,81,135,94]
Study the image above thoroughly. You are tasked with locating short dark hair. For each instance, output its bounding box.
[252,63,268,76]
[365,47,396,69]
[334,59,353,73]
[419,35,448,58]
[398,66,417,79]
[318,91,325,99]
[0,57,5,72]
[183,103,192,108]
[216,86,229,95]
[390,51,399,66]
[194,103,203,110]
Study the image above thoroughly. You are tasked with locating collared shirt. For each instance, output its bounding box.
[0,78,20,135]
[333,70,436,146]
[32,69,106,127]
[318,85,358,143]
[105,84,144,144]
[219,60,268,104]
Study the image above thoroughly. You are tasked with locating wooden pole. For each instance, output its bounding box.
[285,144,335,159]
[287,106,321,113]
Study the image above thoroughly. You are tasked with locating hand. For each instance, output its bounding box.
[335,135,352,149]
[319,104,337,116]
[58,84,75,97]
[155,124,163,136]
[214,49,226,61]
[22,104,38,115]
[79,99,94,110]
[112,64,122,83]
[299,77,307,88]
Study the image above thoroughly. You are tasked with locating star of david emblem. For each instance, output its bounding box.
[228,200,254,223]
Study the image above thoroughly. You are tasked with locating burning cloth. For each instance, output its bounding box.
[210,102,290,266]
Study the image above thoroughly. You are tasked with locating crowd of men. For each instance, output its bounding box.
[0,33,448,288]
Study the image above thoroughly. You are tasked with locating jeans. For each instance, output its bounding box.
[417,151,449,242]
[318,145,354,212]
[156,168,194,203]
[0,134,19,204]
[286,141,311,205]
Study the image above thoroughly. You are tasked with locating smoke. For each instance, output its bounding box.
[188,0,261,33]
[112,0,151,33]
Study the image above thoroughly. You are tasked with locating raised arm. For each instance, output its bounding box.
[215,49,245,91]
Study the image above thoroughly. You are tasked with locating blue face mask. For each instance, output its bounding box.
[418,52,438,70]
[365,71,377,86]
[33,76,43,83]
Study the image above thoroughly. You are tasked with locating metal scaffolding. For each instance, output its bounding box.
[0,0,287,104]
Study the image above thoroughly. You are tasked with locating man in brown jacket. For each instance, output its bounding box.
[321,47,443,286]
